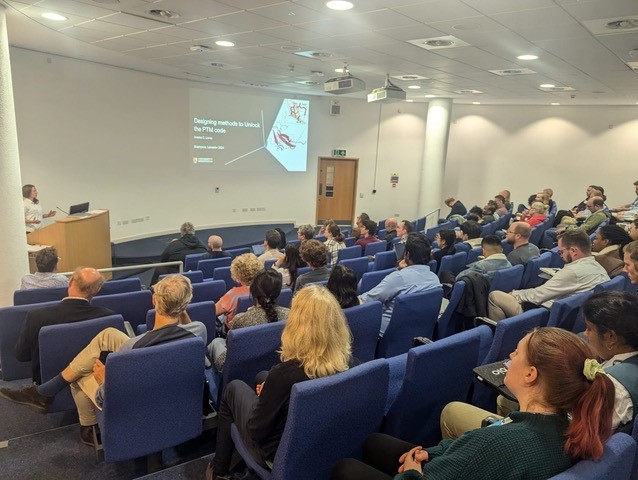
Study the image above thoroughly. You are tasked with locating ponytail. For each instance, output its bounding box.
[260,298,280,323]
[328,224,345,243]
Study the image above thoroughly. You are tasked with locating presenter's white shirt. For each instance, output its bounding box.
[24,198,43,233]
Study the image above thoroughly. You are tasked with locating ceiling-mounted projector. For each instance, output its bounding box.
[367,75,406,103]
[324,74,366,95]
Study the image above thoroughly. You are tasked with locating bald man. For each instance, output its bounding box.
[201,235,231,260]
[383,217,399,250]
[505,222,540,266]
[15,267,114,384]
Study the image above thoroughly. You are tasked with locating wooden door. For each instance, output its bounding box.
[316,157,358,225]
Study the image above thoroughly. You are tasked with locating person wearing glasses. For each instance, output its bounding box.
[505,222,540,266]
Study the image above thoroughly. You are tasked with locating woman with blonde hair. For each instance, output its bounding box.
[520,201,547,227]
[206,285,352,480]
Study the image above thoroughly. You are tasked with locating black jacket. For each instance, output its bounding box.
[160,234,208,263]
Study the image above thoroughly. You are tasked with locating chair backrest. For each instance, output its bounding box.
[529,225,543,246]
[415,217,427,232]
[184,253,206,272]
[339,257,370,282]
[264,259,277,269]
[472,308,549,411]
[159,270,204,284]
[358,268,395,295]
[454,241,470,253]
[13,277,142,306]
[383,327,490,445]
[372,251,397,271]
[550,247,565,268]
[39,315,126,412]
[0,300,58,380]
[198,257,233,279]
[226,247,251,259]
[277,288,294,308]
[520,251,552,289]
[500,239,513,255]
[489,264,525,293]
[191,279,227,304]
[435,281,466,339]
[212,266,240,292]
[546,290,594,331]
[271,359,389,480]
[594,275,626,294]
[145,301,216,344]
[365,240,387,257]
[221,322,286,403]
[344,236,356,247]
[549,432,635,480]
[344,301,383,363]
[438,251,468,277]
[427,258,438,274]
[99,337,205,463]
[235,295,254,314]
[92,290,153,330]
[376,288,443,358]
[466,247,483,265]
[480,222,495,237]
[377,228,387,239]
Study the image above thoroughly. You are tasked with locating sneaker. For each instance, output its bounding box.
[0,384,53,414]
[79,424,101,447]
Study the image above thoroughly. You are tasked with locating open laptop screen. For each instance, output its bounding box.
[69,202,89,215]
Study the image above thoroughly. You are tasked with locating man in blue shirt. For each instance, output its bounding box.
[359,233,441,336]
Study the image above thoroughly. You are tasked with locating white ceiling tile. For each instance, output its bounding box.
[93,35,151,51]
[301,18,372,36]
[261,25,327,42]
[461,0,556,15]
[124,0,241,24]
[378,24,446,41]
[211,11,289,30]
[396,0,483,24]
[250,3,332,25]
[34,0,118,19]
[349,9,422,30]
[178,19,249,36]
[66,19,140,36]
[98,12,173,30]
[559,0,638,22]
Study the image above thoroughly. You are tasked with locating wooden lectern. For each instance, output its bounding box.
[27,210,112,273]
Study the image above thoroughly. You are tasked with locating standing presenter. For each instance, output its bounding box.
[23,184,55,234]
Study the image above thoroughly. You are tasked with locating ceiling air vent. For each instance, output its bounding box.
[148,9,180,19]
[407,35,470,50]
[606,19,638,30]
[582,17,638,35]
[540,86,576,92]
[190,45,213,52]
[391,74,429,81]
[455,89,484,94]
[626,61,638,70]
[294,51,345,60]
[489,68,536,76]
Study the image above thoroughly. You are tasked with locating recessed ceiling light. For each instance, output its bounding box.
[425,94,436,98]
[540,83,555,88]
[551,102,560,106]
[216,40,235,47]
[326,1,354,10]
[335,68,346,73]
[41,12,67,21]
[472,102,481,105]
[406,99,414,102]
[517,54,538,60]
[408,85,421,90]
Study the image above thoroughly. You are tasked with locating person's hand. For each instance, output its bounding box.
[47,210,56,217]
[274,257,284,267]
[398,446,427,473]
[556,227,566,234]
[93,359,106,385]
[256,382,265,396]
[27,217,41,224]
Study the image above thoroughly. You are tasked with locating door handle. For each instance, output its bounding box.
[319,183,323,195]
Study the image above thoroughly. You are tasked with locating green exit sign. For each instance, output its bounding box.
[332,149,346,157]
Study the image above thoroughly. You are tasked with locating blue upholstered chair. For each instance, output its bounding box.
[520,251,552,289]
[97,337,205,463]
[184,253,206,272]
[226,247,251,259]
[371,251,397,271]
[427,259,438,274]
[344,301,382,363]
[489,264,524,293]
[92,290,153,331]
[549,433,635,479]
[358,268,396,295]
[230,359,389,480]
[593,275,626,294]
[0,300,57,380]
[344,237,356,247]
[438,251,468,277]
[415,217,426,233]
[198,257,233,279]
[145,301,216,344]
[158,270,204,284]
[454,241,470,253]
[264,259,277,269]
[339,257,370,282]
[191,279,226,304]
[546,290,594,332]
[466,247,483,265]
[212,266,240,292]
[376,288,443,359]
[434,281,466,340]
[277,288,293,308]
[365,241,387,257]
[383,326,492,445]
[39,315,126,412]
[13,278,142,306]
[235,295,253,315]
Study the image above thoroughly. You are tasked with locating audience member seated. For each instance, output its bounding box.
[444,197,467,219]
[258,229,285,264]
[382,218,398,249]
[488,230,609,321]
[327,265,360,309]
[294,240,330,291]
[318,219,335,236]
[467,207,484,224]
[274,227,287,249]
[505,222,540,266]
[331,327,615,480]
[482,202,497,223]
[543,188,555,212]
[210,269,289,373]
[541,197,609,249]
[355,220,381,255]
[611,180,638,222]
[592,225,632,277]
[205,285,352,480]
[623,240,638,285]
[297,224,314,242]
[15,267,113,384]
[397,220,414,244]
[432,229,456,270]
[442,291,638,439]
[152,222,208,284]
[273,244,305,289]
[217,254,262,333]
[201,235,231,260]
[20,247,68,290]
[325,223,346,265]
[554,185,604,226]
[455,235,512,281]
[499,189,513,211]
[629,220,638,241]
[359,233,440,337]
[519,201,547,227]
[493,195,508,217]
[457,220,482,248]
[0,275,206,447]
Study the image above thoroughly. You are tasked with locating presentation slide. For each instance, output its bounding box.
[189,88,310,172]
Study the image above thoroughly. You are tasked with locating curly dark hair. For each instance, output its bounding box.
[300,239,328,268]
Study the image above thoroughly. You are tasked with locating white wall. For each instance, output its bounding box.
[444,105,638,213]
[11,47,429,241]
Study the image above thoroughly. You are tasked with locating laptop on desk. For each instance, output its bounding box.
[473,360,517,402]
